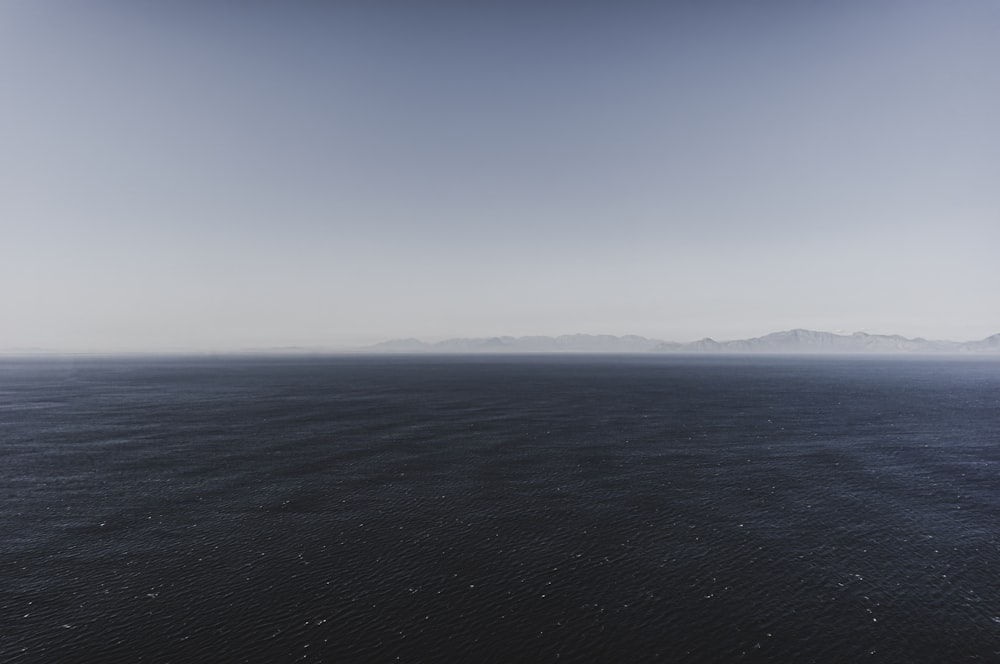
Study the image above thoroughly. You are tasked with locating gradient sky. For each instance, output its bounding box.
[3,1,998,351]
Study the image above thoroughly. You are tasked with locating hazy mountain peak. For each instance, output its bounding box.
[368,330,1000,354]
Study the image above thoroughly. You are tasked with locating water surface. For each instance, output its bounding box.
[2,355,998,662]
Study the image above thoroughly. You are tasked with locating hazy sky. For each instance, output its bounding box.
[3,1,998,351]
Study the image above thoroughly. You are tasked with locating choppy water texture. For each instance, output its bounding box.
[2,355,999,662]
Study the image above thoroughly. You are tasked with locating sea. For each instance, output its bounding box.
[1,354,998,663]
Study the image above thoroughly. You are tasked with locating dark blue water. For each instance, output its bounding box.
[2,355,999,662]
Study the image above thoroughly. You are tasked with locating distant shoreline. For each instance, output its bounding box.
[366,329,1000,355]
[6,329,998,357]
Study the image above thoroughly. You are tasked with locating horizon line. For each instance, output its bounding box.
[3,328,999,357]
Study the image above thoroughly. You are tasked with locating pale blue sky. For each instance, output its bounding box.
[2,1,998,351]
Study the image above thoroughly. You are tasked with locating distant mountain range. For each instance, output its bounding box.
[368,329,1000,354]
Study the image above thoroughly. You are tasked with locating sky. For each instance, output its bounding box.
[2,0,998,352]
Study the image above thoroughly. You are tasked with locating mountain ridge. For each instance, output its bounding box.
[368,329,1000,354]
